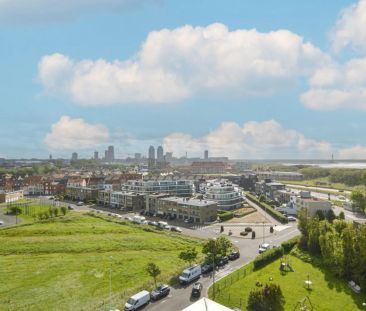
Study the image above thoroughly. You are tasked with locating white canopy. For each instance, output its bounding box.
[181,298,234,311]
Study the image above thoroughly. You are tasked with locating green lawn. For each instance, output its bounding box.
[0,213,203,311]
[209,255,364,310]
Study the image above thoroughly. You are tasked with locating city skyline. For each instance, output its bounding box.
[1,1,366,160]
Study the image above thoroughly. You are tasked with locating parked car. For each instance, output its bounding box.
[259,243,270,253]
[76,201,84,206]
[170,226,182,233]
[179,265,202,284]
[228,251,240,260]
[0,220,4,226]
[217,256,229,267]
[124,290,150,311]
[191,282,203,298]
[201,263,213,274]
[163,225,171,230]
[147,220,158,226]
[150,284,170,301]
[287,216,297,222]
[68,205,74,210]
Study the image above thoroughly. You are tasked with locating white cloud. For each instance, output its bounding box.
[0,0,153,24]
[331,0,366,53]
[163,120,331,159]
[338,145,366,159]
[45,116,110,150]
[301,57,366,110]
[38,23,330,105]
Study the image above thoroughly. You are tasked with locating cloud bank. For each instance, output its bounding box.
[45,116,110,150]
[38,23,329,106]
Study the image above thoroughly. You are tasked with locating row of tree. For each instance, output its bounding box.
[298,208,366,289]
[146,236,234,287]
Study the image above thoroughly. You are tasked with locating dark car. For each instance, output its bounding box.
[150,284,170,301]
[217,256,229,267]
[228,251,240,261]
[170,226,182,233]
[191,282,203,298]
[201,263,214,274]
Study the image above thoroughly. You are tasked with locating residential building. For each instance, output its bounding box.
[104,146,115,162]
[0,190,24,203]
[65,186,99,202]
[123,179,194,197]
[94,151,99,160]
[190,161,226,174]
[204,150,208,160]
[202,179,243,210]
[255,179,285,200]
[71,152,78,161]
[23,176,44,195]
[296,193,332,216]
[148,145,155,169]
[158,197,218,223]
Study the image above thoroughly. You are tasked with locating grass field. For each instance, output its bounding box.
[0,212,203,311]
[209,255,364,310]
[280,178,353,192]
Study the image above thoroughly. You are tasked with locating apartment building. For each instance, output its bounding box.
[0,190,24,203]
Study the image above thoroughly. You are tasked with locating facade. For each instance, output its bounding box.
[94,151,99,160]
[104,146,115,162]
[255,180,285,200]
[190,161,226,174]
[158,197,218,223]
[0,190,24,203]
[71,152,78,161]
[148,145,155,168]
[202,179,243,210]
[204,150,208,160]
[123,180,194,197]
[296,194,332,216]
[43,179,66,195]
[65,186,99,201]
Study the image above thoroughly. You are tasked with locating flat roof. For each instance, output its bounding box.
[160,196,217,207]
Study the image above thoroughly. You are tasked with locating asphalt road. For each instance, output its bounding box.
[0,205,21,227]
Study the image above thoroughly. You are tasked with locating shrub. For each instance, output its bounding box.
[270,226,274,233]
[240,231,249,236]
[248,283,285,311]
[245,193,288,224]
[218,211,234,222]
[281,236,299,253]
[254,246,284,269]
[54,208,59,217]
[245,227,253,232]
[60,206,67,216]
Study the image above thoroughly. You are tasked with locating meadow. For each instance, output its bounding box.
[0,212,202,311]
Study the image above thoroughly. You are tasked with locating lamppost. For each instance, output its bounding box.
[109,256,113,311]
[212,238,217,300]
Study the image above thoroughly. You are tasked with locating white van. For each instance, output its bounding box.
[158,221,168,229]
[124,290,150,311]
[132,216,147,224]
[179,265,202,284]
[258,243,270,253]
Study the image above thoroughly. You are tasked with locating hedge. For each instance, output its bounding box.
[218,211,234,221]
[245,193,288,224]
[254,246,284,269]
[281,236,300,253]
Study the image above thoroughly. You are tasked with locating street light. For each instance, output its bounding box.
[212,238,217,300]
[109,256,113,311]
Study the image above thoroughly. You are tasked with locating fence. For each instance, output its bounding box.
[5,198,67,217]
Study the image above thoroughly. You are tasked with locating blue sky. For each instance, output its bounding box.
[1,0,366,159]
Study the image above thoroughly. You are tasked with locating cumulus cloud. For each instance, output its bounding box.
[0,0,154,24]
[163,120,331,159]
[45,116,110,150]
[331,0,366,53]
[38,23,330,105]
[338,145,366,159]
[301,57,366,110]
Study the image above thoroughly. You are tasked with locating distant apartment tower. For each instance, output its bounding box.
[148,146,155,168]
[134,153,141,160]
[71,152,78,161]
[105,146,115,162]
[165,152,173,161]
[157,146,164,162]
[204,150,209,160]
[94,151,99,160]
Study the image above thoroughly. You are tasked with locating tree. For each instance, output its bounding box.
[247,283,285,311]
[315,210,325,221]
[339,211,345,220]
[350,188,366,212]
[202,236,233,261]
[298,208,310,249]
[60,205,67,216]
[146,263,161,287]
[259,195,266,203]
[179,247,198,266]
[326,209,336,223]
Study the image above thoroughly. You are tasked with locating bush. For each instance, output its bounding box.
[240,231,249,236]
[54,208,59,217]
[248,283,285,311]
[245,193,288,224]
[270,226,274,233]
[245,227,253,232]
[281,236,299,253]
[60,206,67,216]
[218,211,234,222]
[254,247,284,269]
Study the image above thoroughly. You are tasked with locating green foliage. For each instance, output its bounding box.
[60,205,67,216]
[254,247,284,269]
[325,209,336,223]
[315,209,325,220]
[202,236,233,260]
[329,169,366,186]
[146,262,161,287]
[179,247,198,266]
[339,211,345,220]
[247,283,285,311]
[218,211,234,221]
[258,194,266,202]
[299,166,330,179]
[281,236,299,253]
[350,186,366,212]
[245,193,288,224]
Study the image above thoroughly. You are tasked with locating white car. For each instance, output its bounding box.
[337,196,346,201]
[259,243,270,253]
[287,216,297,222]
[0,220,4,226]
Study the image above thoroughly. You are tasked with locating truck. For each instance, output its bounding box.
[179,265,202,284]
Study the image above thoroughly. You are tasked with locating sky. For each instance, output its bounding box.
[1,0,366,160]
